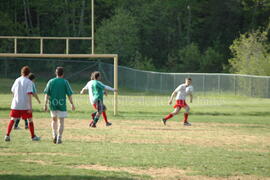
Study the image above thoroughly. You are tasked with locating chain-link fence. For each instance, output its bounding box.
[0,58,269,98]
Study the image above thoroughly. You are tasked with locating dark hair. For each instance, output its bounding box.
[92,71,100,80]
[56,67,64,76]
[186,77,192,81]
[21,66,30,76]
[28,73,35,80]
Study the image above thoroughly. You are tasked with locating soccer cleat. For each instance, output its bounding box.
[90,122,97,128]
[14,126,21,130]
[4,135,10,142]
[53,137,57,144]
[184,122,192,126]
[25,126,28,129]
[106,122,112,126]
[162,118,167,125]
[56,138,62,144]
[32,136,40,141]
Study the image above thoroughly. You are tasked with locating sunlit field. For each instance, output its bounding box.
[0,79,270,180]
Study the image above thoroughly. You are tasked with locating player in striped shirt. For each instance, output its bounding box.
[162,78,193,126]
[81,71,117,128]
[80,72,115,127]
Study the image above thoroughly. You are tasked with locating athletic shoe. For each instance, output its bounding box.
[4,135,10,142]
[25,126,28,129]
[53,137,57,144]
[106,122,112,126]
[56,138,62,144]
[14,126,21,130]
[32,136,40,141]
[162,118,167,125]
[90,123,96,128]
[89,121,94,127]
[184,122,192,126]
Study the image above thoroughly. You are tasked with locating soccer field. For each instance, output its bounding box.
[0,86,270,179]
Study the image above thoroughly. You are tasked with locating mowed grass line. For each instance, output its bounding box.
[0,81,270,179]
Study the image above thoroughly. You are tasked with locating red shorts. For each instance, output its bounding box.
[10,110,32,119]
[173,100,187,108]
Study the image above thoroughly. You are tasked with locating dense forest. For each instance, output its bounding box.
[0,0,269,75]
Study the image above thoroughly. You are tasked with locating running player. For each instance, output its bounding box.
[44,67,75,144]
[80,72,114,127]
[162,78,193,126]
[14,73,41,130]
[4,66,40,141]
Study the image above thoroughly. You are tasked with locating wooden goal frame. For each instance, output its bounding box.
[0,0,119,115]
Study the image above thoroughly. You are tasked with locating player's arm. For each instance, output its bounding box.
[68,95,75,111]
[28,93,32,113]
[44,94,49,111]
[168,91,177,105]
[80,83,88,94]
[189,93,193,103]
[33,93,41,104]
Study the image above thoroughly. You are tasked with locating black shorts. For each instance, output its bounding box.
[94,99,106,113]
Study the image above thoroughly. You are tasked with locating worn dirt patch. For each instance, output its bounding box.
[20,159,51,165]
[0,152,77,157]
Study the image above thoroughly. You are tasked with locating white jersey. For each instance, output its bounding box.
[11,76,34,110]
[174,83,189,100]
[82,80,115,104]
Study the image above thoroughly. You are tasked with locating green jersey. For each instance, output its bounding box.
[44,77,73,111]
[91,80,105,101]
[32,83,37,93]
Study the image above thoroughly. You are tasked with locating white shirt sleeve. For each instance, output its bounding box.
[174,84,183,93]
[11,80,17,93]
[26,81,34,94]
[82,81,90,90]
[104,85,115,91]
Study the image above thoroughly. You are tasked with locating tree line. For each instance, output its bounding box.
[0,0,269,75]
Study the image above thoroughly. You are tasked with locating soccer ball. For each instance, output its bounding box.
[186,85,194,95]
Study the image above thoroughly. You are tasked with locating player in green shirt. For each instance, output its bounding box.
[44,67,75,144]
[90,71,117,128]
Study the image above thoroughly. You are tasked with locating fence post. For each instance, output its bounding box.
[234,75,236,95]
[218,75,221,94]
[203,74,205,95]
[160,73,162,93]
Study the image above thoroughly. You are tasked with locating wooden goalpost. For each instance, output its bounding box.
[0,0,119,115]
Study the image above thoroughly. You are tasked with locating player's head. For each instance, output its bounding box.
[92,71,101,80]
[28,73,35,81]
[21,66,30,77]
[56,67,64,77]
[185,78,192,86]
[90,72,95,80]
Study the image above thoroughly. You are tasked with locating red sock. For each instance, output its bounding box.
[6,120,15,136]
[29,122,35,138]
[164,114,173,120]
[184,113,189,123]
[102,112,108,123]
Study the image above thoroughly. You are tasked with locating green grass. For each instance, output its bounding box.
[0,78,270,179]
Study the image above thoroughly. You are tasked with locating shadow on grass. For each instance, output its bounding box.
[0,175,135,180]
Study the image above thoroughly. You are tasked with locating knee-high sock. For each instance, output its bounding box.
[58,119,64,139]
[24,119,28,128]
[184,113,189,123]
[164,113,173,120]
[51,120,57,138]
[6,120,15,136]
[102,112,108,123]
[29,121,35,138]
[14,118,20,128]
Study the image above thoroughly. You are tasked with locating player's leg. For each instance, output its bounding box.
[24,119,28,129]
[26,109,40,141]
[14,118,21,129]
[91,100,104,128]
[162,107,181,125]
[56,117,64,144]
[5,110,20,141]
[183,105,191,126]
[51,116,58,144]
[90,104,97,126]
[102,105,111,126]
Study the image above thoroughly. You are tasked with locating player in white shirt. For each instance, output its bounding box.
[162,78,193,126]
[4,66,40,142]
[80,72,115,127]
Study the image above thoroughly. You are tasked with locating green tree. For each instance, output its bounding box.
[95,8,139,65]
[229,25,270,76]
